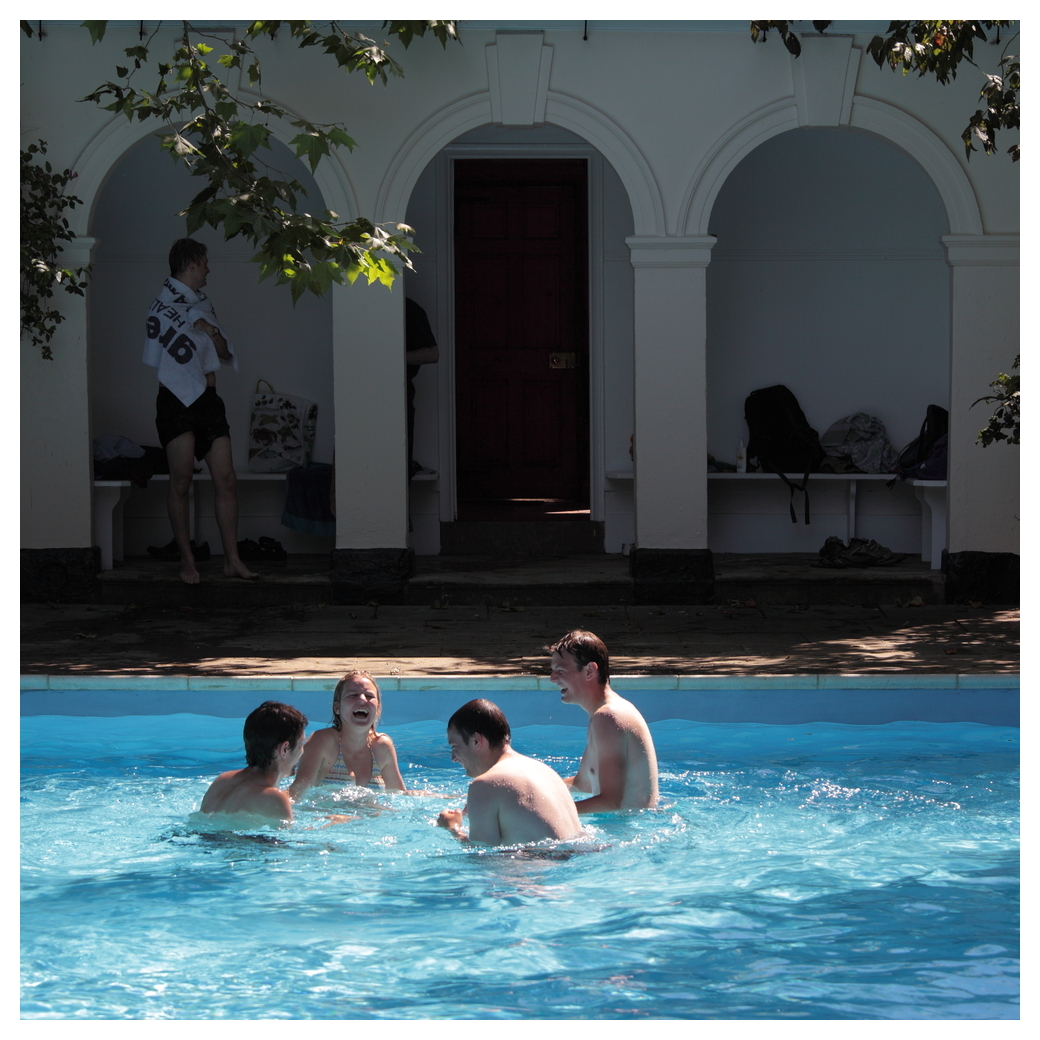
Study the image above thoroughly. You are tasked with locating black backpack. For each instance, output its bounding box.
[895,404,949,480]
[744,385,826,523]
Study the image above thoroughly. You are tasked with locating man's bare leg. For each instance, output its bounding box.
[206,436,258,579]
[166,432,200,585]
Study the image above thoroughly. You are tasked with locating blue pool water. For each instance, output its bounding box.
[21,710,1018,1020]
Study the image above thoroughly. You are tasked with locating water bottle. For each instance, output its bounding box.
[736,439,747,473]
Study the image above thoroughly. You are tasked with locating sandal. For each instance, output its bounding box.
[842,538,906,567]
[258,536,287,561]
[237,538,263,561]
[147,538,210,561]
[811,536,849,568]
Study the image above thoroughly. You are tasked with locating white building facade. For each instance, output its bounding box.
[21,21,1019,601]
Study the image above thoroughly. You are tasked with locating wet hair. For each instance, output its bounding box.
[243,701,307,770]
[332,671,382,745]
[169,237,208,277]
[448,699,511,749]
[546,629,610,685]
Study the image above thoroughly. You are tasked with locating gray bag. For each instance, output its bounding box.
[819,413,898,474]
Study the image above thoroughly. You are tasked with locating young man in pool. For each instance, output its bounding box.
[548,630,659,812]
[200,701,308,822]
[437,699,583,845]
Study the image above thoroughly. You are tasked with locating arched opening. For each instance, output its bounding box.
[402,123,638,554]
[705,126,950,553]
[87,133,334,555]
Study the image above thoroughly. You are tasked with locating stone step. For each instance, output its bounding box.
[98,552,946,608]
[439,521,604,555]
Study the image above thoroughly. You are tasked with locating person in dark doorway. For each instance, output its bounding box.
[548,629,659,812]
[144,238,257,584]
[405,297,439,475]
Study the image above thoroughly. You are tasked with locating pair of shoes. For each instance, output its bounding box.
[812,537,905,568]
[147,539,210,561]
[237,538,262,561]
[237,537,287,562]
[813,536,849,568]
[258,536,287,561]
[844,538,906,567]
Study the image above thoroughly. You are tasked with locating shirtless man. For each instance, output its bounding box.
[548,630,659,812]
[200,701,308,822]
[437,699,583,845]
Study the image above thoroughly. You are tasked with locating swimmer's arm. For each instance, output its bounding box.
[563,747,594,793]
[460,781,502,845]
[436,808,468,841]
[373,734,407,793]
[288,731,333,800]
[254,787,294,822]
[572,715,626,814]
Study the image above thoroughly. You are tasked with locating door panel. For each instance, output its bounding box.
[454,160,589,517]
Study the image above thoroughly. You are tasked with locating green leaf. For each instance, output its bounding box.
[82,21,107,44]
[229,122,270,160]
[291,132,331,172]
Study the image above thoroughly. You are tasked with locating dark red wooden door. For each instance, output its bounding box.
[454,159,589,519]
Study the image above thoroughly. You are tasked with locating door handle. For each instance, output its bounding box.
[549,352,577,369]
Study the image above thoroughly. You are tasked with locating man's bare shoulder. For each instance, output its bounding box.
[595,692,651,731]
[202,769,292,820]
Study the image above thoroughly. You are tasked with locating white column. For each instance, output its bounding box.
[22,235,96,550]
[331,284,409,549]
[626,236,715,549]
[943,235,1019,554]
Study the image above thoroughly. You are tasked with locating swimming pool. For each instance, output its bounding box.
[21,676,1018,1020]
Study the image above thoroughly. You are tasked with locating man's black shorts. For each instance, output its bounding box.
[155,385,231,461]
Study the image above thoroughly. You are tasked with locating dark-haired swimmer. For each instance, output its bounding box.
[548,630,659,812]
[200,701,307,822]
[437,699,583,846]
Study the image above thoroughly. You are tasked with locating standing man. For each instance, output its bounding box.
[548,630,659,812]
[200,701,308,822]
[144,238,257,584]
[437,699,583,845]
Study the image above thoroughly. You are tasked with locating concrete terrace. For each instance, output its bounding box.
[21,599,1018,681]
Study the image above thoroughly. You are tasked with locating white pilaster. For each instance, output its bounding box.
[626,236,716,549]
[943,234,1019,554]
[331,285,409,548]
[22,235,96,549]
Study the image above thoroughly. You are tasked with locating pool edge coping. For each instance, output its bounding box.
[20,673,1019,692]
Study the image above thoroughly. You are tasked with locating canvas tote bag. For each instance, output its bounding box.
[247,379,317,472]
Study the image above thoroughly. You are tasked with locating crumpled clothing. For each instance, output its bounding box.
[93,434,145,462]
[820,412,899,474]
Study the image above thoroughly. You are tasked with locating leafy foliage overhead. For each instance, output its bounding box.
[973,357,1020,447]
[75,20,459,301]
[749,20,1019,161]
[20,141,91,360]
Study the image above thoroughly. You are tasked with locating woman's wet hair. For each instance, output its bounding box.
[332,670,382,732]
[546,629,610,685]
[448,699,511,748]
[243,701,307,769]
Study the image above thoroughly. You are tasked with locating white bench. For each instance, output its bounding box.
[908,479,948,569]
[607,470,948,569]
[92,472,286,571]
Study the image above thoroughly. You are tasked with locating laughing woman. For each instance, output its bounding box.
[289,671,407,798]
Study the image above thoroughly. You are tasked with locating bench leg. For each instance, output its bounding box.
[92,485,131,571]
[913,485,947,569]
